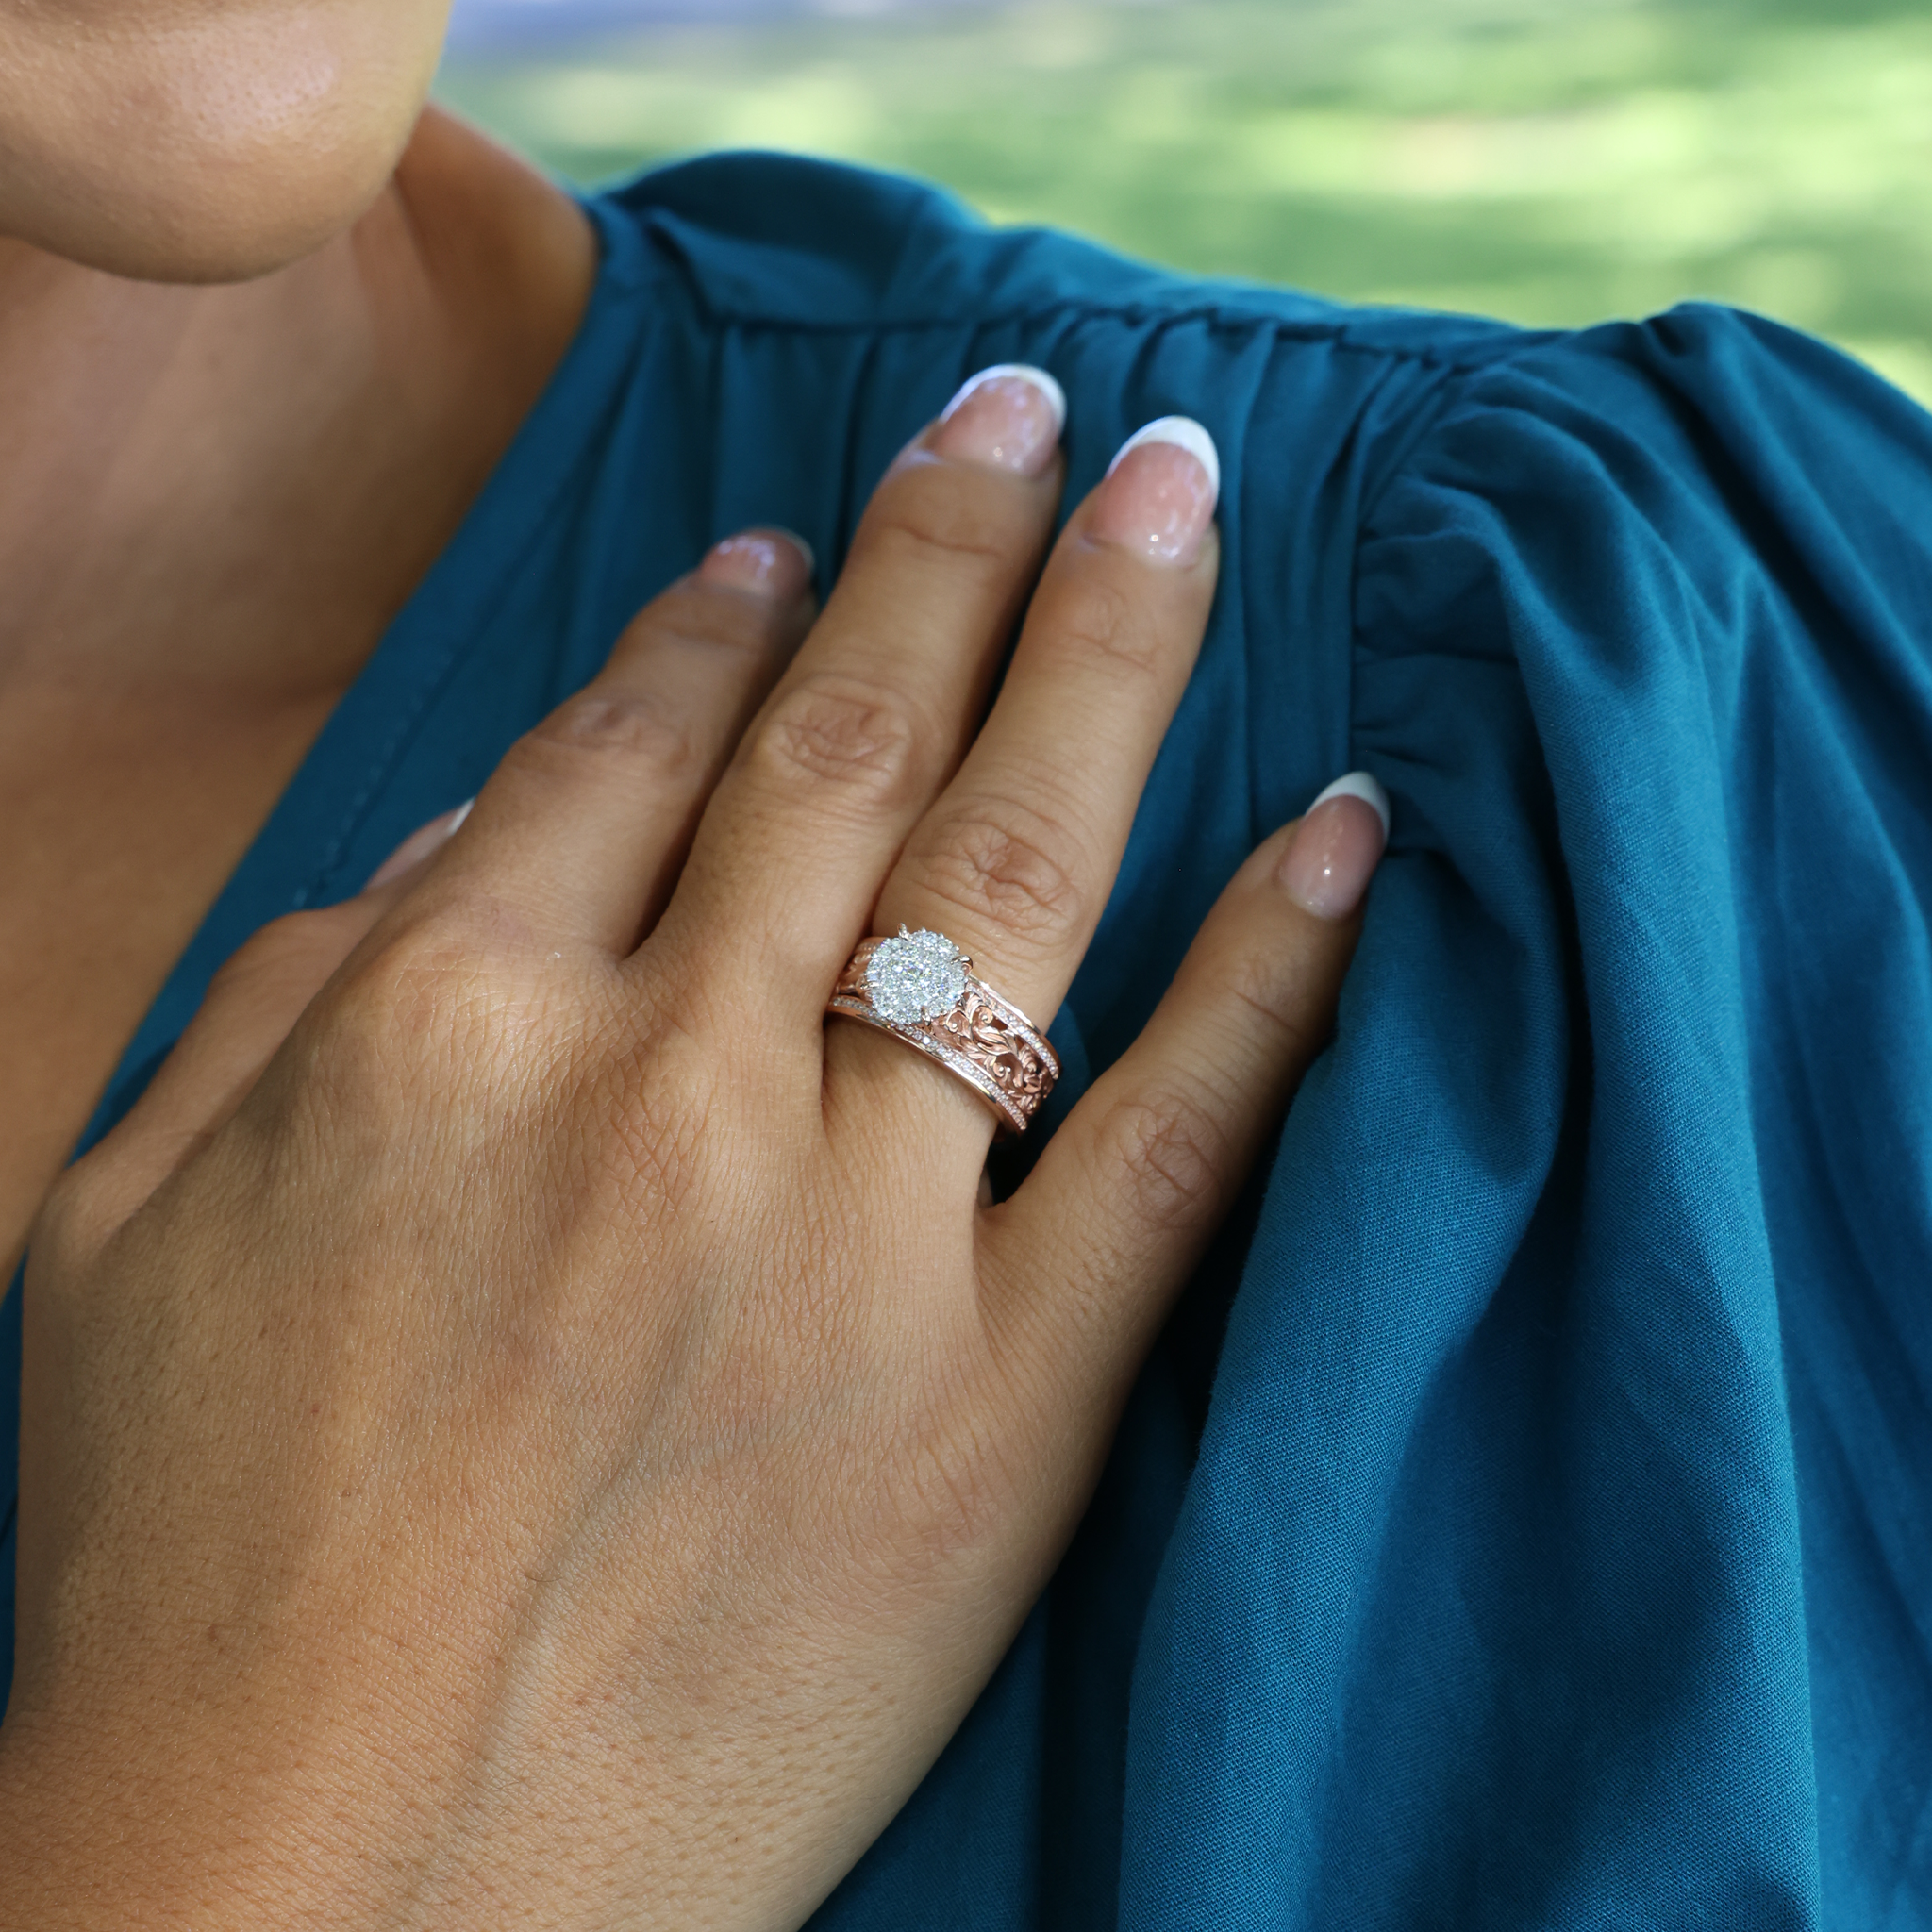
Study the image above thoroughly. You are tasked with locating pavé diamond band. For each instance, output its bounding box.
[826,926,1060,1135]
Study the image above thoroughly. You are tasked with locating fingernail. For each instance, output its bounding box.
[699,527,814,601]
[930,364,1066,476]
[1277,773,1390,920]
[364,799,473,891]
[1092,417,1221,565]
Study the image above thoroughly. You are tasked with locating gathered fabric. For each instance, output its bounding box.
[3,153,1926,1929]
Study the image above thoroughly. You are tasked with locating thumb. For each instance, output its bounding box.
[75,803,472,1221]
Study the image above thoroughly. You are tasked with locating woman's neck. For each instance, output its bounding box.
[0,105,598,708]
[0,107,597,1291]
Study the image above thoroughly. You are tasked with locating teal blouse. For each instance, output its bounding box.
[4,153,1928,1928]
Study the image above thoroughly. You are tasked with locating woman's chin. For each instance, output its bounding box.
[0,3,447,283]
[0,149,397,285]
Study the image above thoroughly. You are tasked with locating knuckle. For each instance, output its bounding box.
[915,797,1088,947]
[305,909,517,1106]
[595,1017,718,1217]
[865,474,1024,576]
[227,905,338,964]
[205,905,363,1004]
[31,1160,112,1274]
[514,688,698,779]
[201,931,275,1006]
[1221,944,1329,1068]
[637,582,782,660]
[1100,1081,1234,1230]
[653,579,773,649]
[748,673,924,807]
[906,1435,1008,1562]
[874,1405,1022,1574]
[1038,573,1161,678]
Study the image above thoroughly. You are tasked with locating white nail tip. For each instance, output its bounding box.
[446,798,475,835]
[1308,772,1391,841]
[1109,416,1222,501]
[767,527,816,575]
[956,364,1067,435]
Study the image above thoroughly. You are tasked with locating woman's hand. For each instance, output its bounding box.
[0,368,1386,1929]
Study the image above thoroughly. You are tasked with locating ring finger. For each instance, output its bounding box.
[826,418,1223,1152]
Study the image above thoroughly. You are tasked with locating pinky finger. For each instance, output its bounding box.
[981,774,1389,1416]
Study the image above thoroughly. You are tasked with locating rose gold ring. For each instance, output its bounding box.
[826,926,1059,1135]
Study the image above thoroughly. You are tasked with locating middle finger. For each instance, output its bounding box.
[655,365,1068,1008]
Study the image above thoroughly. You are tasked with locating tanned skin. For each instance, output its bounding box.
[0,39,597,1285]
[0,8,1384,1924]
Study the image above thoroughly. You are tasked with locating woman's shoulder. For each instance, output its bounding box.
[598,148,1526,365]
[1354,300,1932,651]
[1384,301,1932,492]
[597,150,1932,525]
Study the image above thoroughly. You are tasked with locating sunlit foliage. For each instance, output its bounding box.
[438,0,1932,402]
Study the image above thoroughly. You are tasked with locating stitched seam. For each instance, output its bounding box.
[675,292,1558,379]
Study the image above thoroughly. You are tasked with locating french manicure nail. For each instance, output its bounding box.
[1277,773,1390,920]
[930,364,1067,476]
[364,799,474,891]
[1093,417,1221,565]
[699,527,815,601]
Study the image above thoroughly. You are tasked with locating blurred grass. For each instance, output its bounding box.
[436,0,1932,403]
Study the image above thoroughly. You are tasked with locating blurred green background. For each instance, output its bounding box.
[437,0,1932,403]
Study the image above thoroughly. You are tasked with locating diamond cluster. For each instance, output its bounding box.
[865,927,968,1027]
